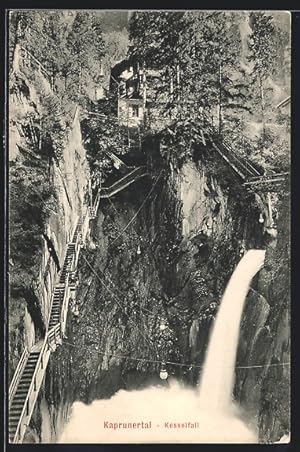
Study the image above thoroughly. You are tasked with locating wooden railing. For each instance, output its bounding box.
[89,192,101,219]
[243,172,289,186]
[9,202,94,443]
[59,277,70,338]
[8,348,29,406]
[198,111,263,180]
[13,322,62,443]
[47,323,62,350]
[101,166,148,198]
[12,335,51,443]
[18,46,54,88]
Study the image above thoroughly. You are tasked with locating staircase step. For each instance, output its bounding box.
[19,375,33,381]
[20,366,35,381]
[20,372,35,378]
[10,408,24,415]
[12,396,26,403]
[18,378,31,384]
[24,363,37,369]
[9,417,20,423]
[10,400,26,407]
[17,385,31,390]
[13,388,29,394]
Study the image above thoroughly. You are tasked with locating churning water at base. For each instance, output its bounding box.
[59,250,266,443]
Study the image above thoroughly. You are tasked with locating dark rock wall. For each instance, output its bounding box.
[29,149,289,443]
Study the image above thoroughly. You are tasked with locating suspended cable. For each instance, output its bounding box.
[107,170,164,250]
[81,254,157,353]
[107,194,154,254]
[63,341,290,371]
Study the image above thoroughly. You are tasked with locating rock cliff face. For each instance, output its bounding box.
[9,62,90,382]
[167,158,290,442]
[23,141,289,443]
[9,63,90,442]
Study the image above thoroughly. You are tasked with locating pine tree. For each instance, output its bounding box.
[247,12,277,142]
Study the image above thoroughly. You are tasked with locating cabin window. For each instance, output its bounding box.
[132,105,139,117]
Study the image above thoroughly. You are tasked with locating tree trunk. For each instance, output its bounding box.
[79,65,82,95]
[259,73,266,145]
[10,14,22,72]
[39,119,42,151]
[218,62,223,135]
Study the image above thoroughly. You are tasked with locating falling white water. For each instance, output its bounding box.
[58,249,266,444]
[199,249,266,413]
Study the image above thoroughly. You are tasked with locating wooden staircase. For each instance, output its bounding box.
[59,244,75,284]
[8,208,91,443]
[9,351,40,441]
[101,166,148,199]
[198,113,288,188]
[48,287,65,330]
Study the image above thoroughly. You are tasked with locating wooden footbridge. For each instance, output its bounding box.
[199,113,289,191]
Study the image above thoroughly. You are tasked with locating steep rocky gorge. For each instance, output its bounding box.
[29,138,290,443]
[9,62,90,442]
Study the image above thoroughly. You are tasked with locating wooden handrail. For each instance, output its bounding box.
[101,167,148,198]
[19,46,51,80]
[60,274,70,336]
[13,322,62,443]
[210,142,247,181]
[220,137,262,177]
[10,193,93,443]
[9,347,29,405]
[47,323,61,348]
[13,336,49,443]
[243,176,288,187]
[246,172,289,182]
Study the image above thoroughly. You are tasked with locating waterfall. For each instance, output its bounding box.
[59,249,266,443]
[199,249,266,413]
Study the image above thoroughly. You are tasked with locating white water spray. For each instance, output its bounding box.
[59,249,266,443]
[199,249,266,413]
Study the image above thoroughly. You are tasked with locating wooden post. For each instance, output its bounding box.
[176,64,180,101]
[267,192,273,227]
[39,119,42,151]
[218,62,223,135]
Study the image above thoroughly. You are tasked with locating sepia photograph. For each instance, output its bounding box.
[7,9,290,444]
